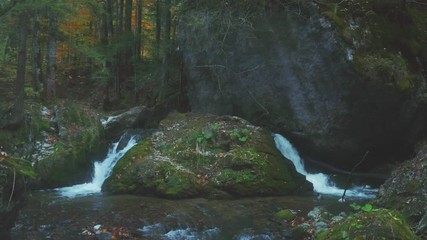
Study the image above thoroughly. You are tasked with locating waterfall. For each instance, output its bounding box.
[57,135,138,198]
[273,133,377,199]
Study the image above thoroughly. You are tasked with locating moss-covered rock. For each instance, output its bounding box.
[319,0,426,94]
[103,112,312,199]
[315,208,419,240]
[0,155,33,237]
[375,141,427,236]
[276,209,295,220]
[33,102,107,188]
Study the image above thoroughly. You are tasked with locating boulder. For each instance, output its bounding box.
[101,106,146,134]
[102,112,312,198]
[375,141,427,236]
[316,209,418,240]
[177,0,427,169]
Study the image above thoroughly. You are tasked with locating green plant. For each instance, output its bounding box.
[350,203,374,212]
[195,123,220,144]
[24,87,40,98]
[230,128,251,143]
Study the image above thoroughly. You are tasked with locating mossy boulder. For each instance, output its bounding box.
[375,141,427,236]
[33,102,107,188]
[315,209,419,240]
[103,112,312,199]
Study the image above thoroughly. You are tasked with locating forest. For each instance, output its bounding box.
[1,0,427,239]
[0,0,187,130]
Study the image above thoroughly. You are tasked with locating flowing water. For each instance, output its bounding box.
[273,133,378,199]
[9,133,378,239]
[56,135,138,198]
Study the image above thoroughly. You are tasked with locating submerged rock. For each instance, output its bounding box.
[103,112,312,198]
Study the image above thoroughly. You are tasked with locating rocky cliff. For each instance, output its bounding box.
[177,0,427,169]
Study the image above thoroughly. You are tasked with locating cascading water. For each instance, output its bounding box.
[273,133,377,199]
[57,135,138,198]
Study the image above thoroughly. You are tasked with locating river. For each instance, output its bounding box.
[9,133,378,239]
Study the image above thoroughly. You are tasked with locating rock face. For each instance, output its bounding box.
[177,1,427,168]
[375,141,427,236]
[102,112,312,198]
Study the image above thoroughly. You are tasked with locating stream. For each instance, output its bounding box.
[9,133,379,239]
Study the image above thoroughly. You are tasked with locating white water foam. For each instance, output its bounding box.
[273,133,377,199]
[57,136,138,198]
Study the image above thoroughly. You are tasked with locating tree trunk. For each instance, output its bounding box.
[117,0,124,34]
[124,0,132,33]
[31,10,41,91]
[135,0,143,62]
[115,0,125,97]
[9,14,28,128]
[155,0,161,61]
[106,0,114,44]
[103,0,114,108]
[120,0,133,86]
[159,0,171,100]
[46,13,57,99]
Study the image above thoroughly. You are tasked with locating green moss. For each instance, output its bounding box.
[104,113,312,198]
[154,163,202,198]
[275,209,295,220]
[102,139,152,193]
[354,53,412,89]
[33,103,106,188]
[319,0,424,92]
[317,209,419,240]
[230,147,265,167]
[405,179,422,194]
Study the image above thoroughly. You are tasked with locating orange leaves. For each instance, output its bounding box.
[197,174,209,185]
[0,151,8,163]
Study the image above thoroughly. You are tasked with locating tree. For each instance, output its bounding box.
[46,12,57,99]
[9,13,28,128]
[31,9,42,91]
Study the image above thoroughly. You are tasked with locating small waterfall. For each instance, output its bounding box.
[273,133,377,198]
[57,135,138,198]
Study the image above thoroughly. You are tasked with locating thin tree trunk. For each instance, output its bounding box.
[124,0,132,33]
[117,0,124,34]
[10,14,28,128]
[156,0,172,102]
[135,0,143,61]
[115,0,124,97]
[31,10,41,91]
[155,0,161,61]
[106,0,114,44]
[161,0,171,90]
[103,0,114,108]
[46,13,57,99]
[121,0,133,86]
